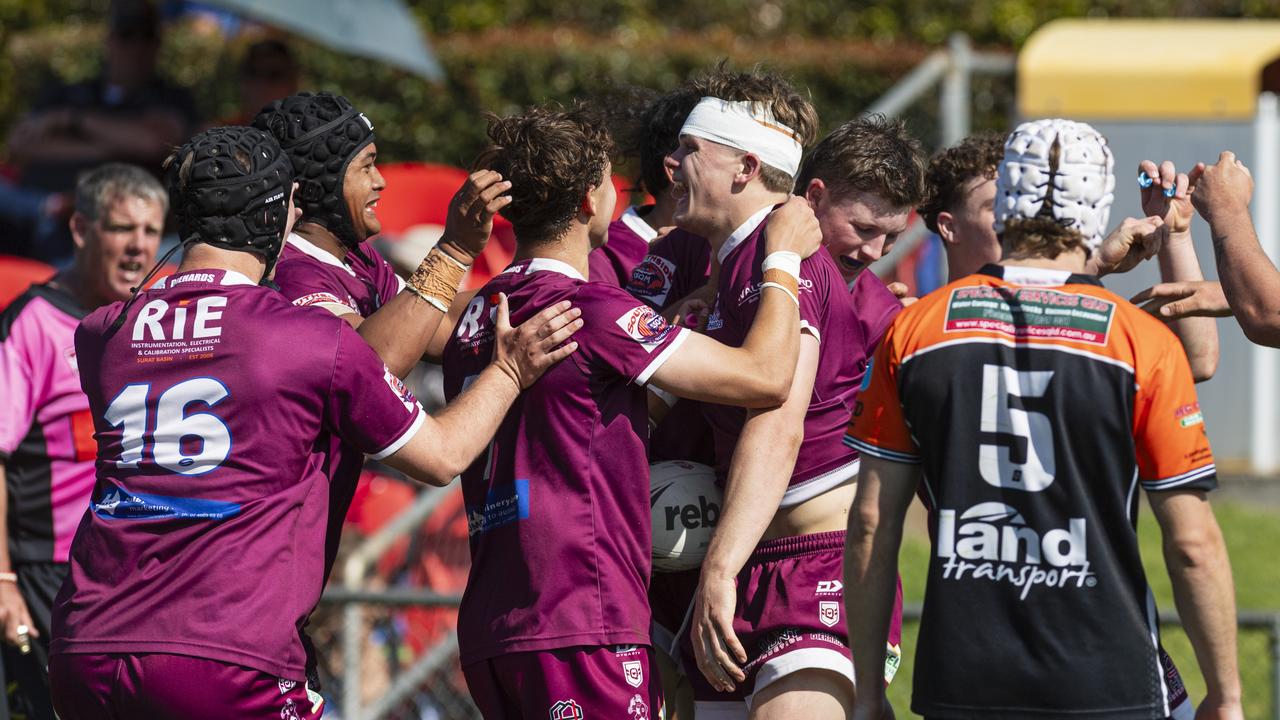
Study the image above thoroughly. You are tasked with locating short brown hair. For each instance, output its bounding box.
[473,104,614,243]
[918,132,1005,234]
[794,115,925,208]
[1000,217,1088,259]
[684,64,819,193]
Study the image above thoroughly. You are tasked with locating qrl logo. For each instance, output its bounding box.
[819,601,840,627]
[623,659,643,688]
[549,699,583,720]
[663,496,720,531]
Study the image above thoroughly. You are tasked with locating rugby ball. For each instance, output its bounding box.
[650,460,721,572]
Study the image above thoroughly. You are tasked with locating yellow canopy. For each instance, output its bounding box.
[1019,19,1280,120]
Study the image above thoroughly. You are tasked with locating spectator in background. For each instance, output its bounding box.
[6,0,194,262]
[215,39,301,127]
[0,163,164,720]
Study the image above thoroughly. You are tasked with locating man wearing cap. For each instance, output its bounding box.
[47,126,580,718]
[844,119,1241,720]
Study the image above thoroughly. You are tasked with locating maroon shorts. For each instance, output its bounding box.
[681,530,904,711]
[49,652,322,720]
[463,644,663,719]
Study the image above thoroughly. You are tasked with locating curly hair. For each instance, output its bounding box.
[918,132,1005,234]
[610,86,701,198]
[794,115,925,209]
[1000,217,1088,259]
[684,63,820,193]
[473,103,614,243]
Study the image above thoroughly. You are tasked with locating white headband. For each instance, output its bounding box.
[680,97,804,178]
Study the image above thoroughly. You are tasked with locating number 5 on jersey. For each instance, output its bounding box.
[979,364,1055,491]
[104,378,232,476]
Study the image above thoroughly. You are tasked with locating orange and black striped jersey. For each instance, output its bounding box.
[847,264,1213,719]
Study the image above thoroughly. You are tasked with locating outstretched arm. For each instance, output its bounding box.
[1190,152,1280,347]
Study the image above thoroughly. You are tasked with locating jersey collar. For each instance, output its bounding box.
[979,263,1103,287]
[287,232,358,278]
[717,204,774,264]
[505,257,586,282]
[619,206,659,243]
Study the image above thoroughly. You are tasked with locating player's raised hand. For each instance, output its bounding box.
[442,170,513,260]
[1131,281,1232,320]
[491,294,581,389]
[1190,151,1254,224]
[1138,160,1195,235]
[1092,216,1166,276]
[764,195,823,259]
[0,581,36,654]
[691,574,747,692]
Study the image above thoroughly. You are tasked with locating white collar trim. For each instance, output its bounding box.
[504,257,586,282]
[221,270,256,286]
[717,205,774,264]
[619,206,659,243]
[288,232,357,277]
[999,266,1074,287]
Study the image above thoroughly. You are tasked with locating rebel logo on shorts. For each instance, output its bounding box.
[623,659,643,688]
[819,600,840,627]
[549,699,584,720]
[614,305,673,352]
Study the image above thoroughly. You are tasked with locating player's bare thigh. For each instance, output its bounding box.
[748,668,853,720]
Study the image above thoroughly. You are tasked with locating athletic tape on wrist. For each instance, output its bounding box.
[760,281,799,307]
[680,98,803,177]
[762,251,801,281]
[762,268,799,296]
[406,246,467,313]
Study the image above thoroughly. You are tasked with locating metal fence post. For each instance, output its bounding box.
[1270,614,1280,720]
[941,33,972,147]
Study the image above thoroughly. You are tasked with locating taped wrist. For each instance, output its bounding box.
[762,251,801,281]
[406,246,469,313]
[761,268,800,307]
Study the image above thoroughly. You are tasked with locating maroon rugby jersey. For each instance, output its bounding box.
[589,206,660,287]
[51,268,422,680]
[442,258,689,664]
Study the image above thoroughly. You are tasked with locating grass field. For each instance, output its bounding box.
[882,500,1280,719]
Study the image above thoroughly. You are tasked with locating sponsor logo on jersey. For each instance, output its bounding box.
[292,291,350,310]
[706,298,724,331]
[622,659,643,688]
[628,255,676,305]
[818,600,840,627]
[884,642,902,684]
[815,580,843,595]
[735,277,814,306]
[628,694,650,720]
[168,272,217,286]
[943,286,1115,345]
[466,479,531,536]
[382,366,418,412]
[277,678,297,695]
[1175,402,1204,428]
[615,306,673,352]
[549,699,584,720]
[937,501,1096,599]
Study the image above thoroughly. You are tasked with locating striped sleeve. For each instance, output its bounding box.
[1133,330,1215,492]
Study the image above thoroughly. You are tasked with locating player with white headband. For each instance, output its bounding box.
[844,118,1240,720]
[663,66,878,719]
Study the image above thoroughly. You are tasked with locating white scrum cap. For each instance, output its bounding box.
[994,118,1116,254]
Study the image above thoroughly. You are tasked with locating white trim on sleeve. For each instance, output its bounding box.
[368,408,425,461]
[844,435,921,465]
[1142,463,1216,491]
[635,327,690,386]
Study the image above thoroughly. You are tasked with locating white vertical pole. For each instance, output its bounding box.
[1251,92,1279,474]
[941,33,972,147]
